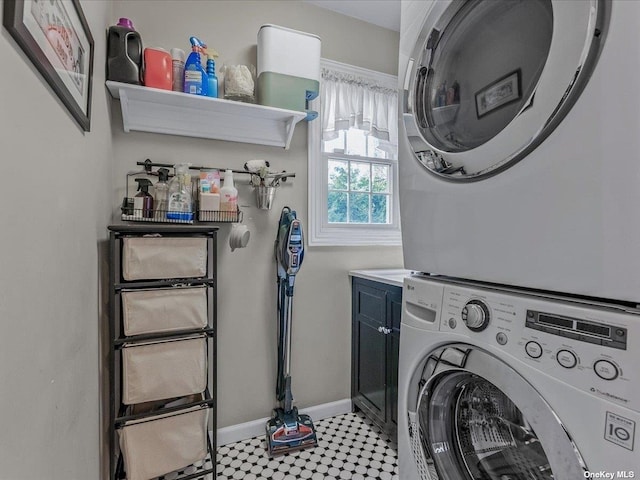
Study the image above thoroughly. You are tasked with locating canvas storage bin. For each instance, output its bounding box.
[122,336,207,404]
[119,405,209,480]
[121,286,208,336]
[122,236,207,280]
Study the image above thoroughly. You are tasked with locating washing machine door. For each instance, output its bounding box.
[409,344,586,480]
[402,0,607,180]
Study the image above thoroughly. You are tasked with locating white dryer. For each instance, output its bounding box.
[399,0,640,303]
[399,275,640,479]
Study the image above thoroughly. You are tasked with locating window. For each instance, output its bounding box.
[326,130,395,224]
[309,59,400,246]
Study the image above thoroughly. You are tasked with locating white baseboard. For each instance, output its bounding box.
[216,398,352,446]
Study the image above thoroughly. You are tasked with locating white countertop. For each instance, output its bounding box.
[349,269,414,287]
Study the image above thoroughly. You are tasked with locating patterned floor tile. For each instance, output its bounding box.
[216,411,398,480]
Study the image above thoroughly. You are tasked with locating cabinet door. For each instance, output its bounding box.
[387,287,402,434]
[352,280,387,425]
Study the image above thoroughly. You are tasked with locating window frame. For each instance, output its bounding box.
[308,59,401,246]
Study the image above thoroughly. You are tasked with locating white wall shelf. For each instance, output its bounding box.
[106,81,307,150]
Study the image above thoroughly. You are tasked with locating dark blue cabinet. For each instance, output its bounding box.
[351,276,402,440]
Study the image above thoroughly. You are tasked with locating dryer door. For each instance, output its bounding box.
[402,0,607,180]
[408,344,586,480]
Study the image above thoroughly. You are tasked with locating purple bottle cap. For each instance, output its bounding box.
[117,18,135,29]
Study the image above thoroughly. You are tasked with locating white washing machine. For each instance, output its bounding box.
[399,0,640,303]
[398,274,640,479]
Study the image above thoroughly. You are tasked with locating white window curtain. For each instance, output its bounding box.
[321,67,398,152]
[308,59,401,246]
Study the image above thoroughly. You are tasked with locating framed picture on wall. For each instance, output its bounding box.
[3,0,94,132]
[475,69,521,118]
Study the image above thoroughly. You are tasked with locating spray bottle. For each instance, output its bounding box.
[134,178,154,218]
[167,163,194,221]
[220,169,238,212]
[206,48,219,98]
[183,36,208,96]
[154,168,170,219]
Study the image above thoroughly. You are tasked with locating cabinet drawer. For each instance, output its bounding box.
[122,286,208,336]
[119,405,209,480]
[122,336,207,404]
[122,236,207,280]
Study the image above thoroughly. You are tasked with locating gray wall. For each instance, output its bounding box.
[0,1,113,479]
[111,0,402,428]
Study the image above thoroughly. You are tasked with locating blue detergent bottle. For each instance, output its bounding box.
[183,36,208,96]
[206,49,219,98]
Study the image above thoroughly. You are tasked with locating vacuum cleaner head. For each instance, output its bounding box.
[265,407,318,457]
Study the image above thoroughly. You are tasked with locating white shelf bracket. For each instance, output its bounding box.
[284,116,297,150]
[119,88,131,133]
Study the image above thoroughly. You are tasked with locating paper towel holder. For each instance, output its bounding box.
[229,224,250,251]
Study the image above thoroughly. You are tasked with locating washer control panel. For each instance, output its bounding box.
[410,276,640,413]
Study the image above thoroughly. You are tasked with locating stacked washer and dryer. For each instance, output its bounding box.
[397,0,640,478]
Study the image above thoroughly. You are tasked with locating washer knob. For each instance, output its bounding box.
[462,300,490,331]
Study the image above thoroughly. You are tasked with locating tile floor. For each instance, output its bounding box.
[216,411,399,480]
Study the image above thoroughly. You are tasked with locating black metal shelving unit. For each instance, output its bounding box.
[108,224,218,480]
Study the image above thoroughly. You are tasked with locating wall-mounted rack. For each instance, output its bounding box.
[125,159,297,214]
[122,160,244,224]
[134,159,296,184]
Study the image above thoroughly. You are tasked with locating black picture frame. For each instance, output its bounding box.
[3,0,94,131]
[475,69,521,119]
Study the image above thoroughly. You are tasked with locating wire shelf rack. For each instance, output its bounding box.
[121,207,243,224]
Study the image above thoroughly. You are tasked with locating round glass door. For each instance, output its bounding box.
[402,0,607,180]
[410,345,586,480]
[421,372,552,479]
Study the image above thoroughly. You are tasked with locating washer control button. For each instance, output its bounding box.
[556,350,577,369]
[594,359,619,381]
[525,341,543,359]
[496,332,508,345]
[448,318,457,329]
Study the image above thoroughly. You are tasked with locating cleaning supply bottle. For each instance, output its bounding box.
[183,37,208,96]
[133,178,154,218]
[171,48,186,92]
[154,168,170,219]
[206,49,219,98]
[107,18,143,84]
[143,47,173,90]
[167,164,194,221]
[220,169,238,212]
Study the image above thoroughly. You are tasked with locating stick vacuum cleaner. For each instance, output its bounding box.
[265,207,318,457]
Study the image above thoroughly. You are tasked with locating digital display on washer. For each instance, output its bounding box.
[538,314,573,329]
[526,310,626,350]
[576,321,610,337]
